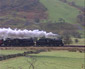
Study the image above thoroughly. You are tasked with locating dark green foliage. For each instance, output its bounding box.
[34,18,40,23]
[58,18,65,23]
[77,13,85,26]
[63,34,73,45]
[39,22,79,37]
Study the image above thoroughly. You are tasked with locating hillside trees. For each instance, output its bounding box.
[0,0,47,12]
[77,13,85,26]
[58,18,65,23]
[62,34,73,45]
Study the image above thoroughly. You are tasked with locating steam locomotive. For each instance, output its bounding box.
[0,38,64,47]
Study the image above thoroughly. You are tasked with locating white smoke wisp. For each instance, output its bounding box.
[0,28,59,40]
[46,32,58,39]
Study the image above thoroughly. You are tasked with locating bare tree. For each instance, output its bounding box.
[26,56,37,69]
[7,56,57,69]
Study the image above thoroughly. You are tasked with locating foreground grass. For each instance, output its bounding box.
[0,50,27,55]
[0,51,84,69]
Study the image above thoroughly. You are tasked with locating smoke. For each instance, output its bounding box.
[0,28,58,40]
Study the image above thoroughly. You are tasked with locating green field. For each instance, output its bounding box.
[71,38,85,45]
[40,0,80,24]
[0,50,27,55]
[0,51,84,69]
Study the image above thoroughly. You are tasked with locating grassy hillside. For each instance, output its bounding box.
[40,0,84,37]
[40,0,80,23]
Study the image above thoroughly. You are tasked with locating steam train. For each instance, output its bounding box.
[0,38,64,47]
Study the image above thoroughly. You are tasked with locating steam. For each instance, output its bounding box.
[0,28,58,40]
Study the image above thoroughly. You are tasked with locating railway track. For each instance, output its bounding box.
[0,45,85,51]
[0,45,85,47]
[63,45,85,47]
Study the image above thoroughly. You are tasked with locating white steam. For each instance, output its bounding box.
[0,28,58,40]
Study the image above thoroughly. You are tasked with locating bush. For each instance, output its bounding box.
[75,39,79,43]
[63,35,73,45]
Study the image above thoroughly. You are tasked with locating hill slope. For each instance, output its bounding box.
[0,0,47,26]
[0,0,47,12]
[39,0,84,37]
[40,0,84,24]
[0,0,48,28]
[0,0,84,37]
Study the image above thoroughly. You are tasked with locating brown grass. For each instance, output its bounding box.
[0,47,84,52]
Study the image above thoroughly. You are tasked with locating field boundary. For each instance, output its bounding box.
[0,50,46,61]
